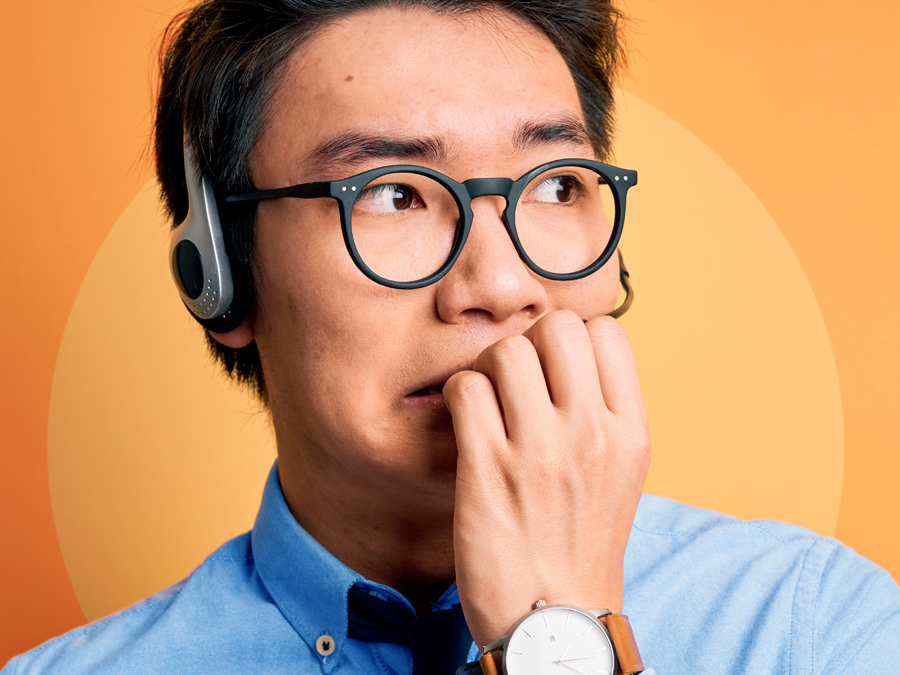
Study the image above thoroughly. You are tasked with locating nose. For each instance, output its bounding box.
[433,190,548,325]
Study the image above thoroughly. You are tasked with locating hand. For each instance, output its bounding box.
[443,310,650,650]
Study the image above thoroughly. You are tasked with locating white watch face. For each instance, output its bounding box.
[504,607,616,675]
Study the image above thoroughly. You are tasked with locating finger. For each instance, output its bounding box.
[442,369,507,455]
[522,310,603,413]
[471,334,552,443]
[584,316,647,422]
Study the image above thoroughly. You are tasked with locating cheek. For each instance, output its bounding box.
[545,258,620,319]
[250,201,421,409]
[257,200,343,277]
[252,199,358,334]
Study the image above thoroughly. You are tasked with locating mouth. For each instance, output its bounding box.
[404,364,473,400]
[408,385,445,397]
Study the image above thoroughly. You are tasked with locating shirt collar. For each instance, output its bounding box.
[251,462,461,672]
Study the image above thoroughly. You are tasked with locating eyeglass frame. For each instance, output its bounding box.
[225,158,637,293]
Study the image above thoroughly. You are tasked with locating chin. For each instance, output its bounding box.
[388,431,461,493]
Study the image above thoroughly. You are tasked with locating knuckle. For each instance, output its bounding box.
[635,425,651,450]
[533,309,586,341]
[581,409,607,439]
[444,370,493,402]
[626,426,652,468]
[541,309,585,331]
[492,334,535,365]
[586,315,629,342]
[579,418,650,466]
[637,432,652,462]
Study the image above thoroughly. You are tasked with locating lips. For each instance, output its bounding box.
[409,385,445,397]
[405,364,474,398]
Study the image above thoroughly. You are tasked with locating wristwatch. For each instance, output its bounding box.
[458,601,643,675]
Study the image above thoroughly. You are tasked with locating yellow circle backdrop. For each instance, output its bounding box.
[48,92,844,622]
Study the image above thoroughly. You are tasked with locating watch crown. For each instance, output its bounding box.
[532,599,546,609]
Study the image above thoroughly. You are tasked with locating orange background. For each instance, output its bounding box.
[1,0,898,664]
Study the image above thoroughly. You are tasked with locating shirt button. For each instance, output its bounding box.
[316,634,336,657]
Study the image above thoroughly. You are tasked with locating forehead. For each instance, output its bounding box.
[256,5,588,182]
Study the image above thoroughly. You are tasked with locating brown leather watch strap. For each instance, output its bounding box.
[598,614,644,675]
[479,652,500,675]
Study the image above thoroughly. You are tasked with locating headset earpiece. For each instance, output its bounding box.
[169,143,248,333]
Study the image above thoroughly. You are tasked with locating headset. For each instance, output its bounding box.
[169,144,249,333]
[169,144,633,330]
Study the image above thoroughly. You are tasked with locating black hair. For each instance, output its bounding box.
[154,0,626,405]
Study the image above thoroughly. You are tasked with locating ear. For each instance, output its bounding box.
[209,317,255,349]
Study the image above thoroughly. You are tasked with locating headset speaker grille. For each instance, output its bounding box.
[173,240,204,299]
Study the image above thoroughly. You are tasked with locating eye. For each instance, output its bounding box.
[526,175,584,205]
[355,183,424,213]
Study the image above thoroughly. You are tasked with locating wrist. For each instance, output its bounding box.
[469,591,623,651]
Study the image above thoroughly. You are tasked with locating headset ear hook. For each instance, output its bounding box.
[582,249,634,323]
[609,250,634,319]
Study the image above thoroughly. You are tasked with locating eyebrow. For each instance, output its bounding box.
[304,115,592,175]
[513,115,592,151]
[306,132,449,175]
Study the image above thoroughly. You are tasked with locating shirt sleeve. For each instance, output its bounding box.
[812,540,900,671]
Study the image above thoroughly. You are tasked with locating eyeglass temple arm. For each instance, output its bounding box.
[224,182,329,203]
[583,250,633,323]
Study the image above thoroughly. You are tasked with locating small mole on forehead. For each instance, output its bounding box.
[345,75,354,82]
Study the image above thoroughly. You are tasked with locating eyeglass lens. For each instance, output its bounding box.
[349,166,616,283]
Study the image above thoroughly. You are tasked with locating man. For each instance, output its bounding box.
[4,1,899,674]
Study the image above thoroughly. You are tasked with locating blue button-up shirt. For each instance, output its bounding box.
[5,463,900,673]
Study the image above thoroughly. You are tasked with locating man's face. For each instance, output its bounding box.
[243,6,620,497]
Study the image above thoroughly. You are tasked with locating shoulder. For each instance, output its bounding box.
[625,494,833,630]
[631,492,820,541]
[2,534,289,675]
[626,495,900,673]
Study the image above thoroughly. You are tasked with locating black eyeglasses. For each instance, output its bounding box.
[226,159,637,296]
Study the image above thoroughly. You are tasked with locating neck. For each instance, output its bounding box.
[277,447,458,616]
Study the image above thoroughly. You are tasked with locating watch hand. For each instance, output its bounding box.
[557,643,572,662]
[557,656,595,663]
[557,662,589,675]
